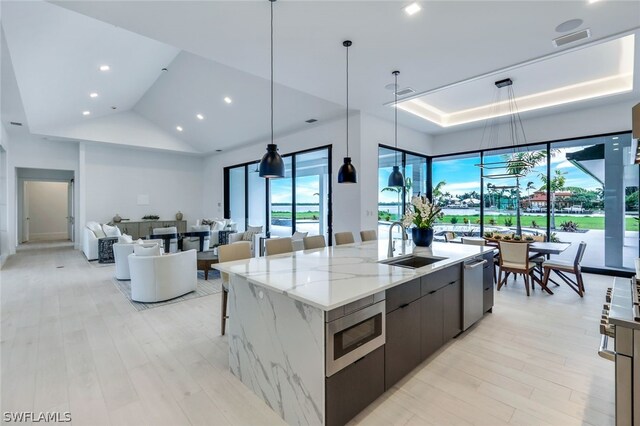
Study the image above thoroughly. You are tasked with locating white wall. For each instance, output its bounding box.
[429,100,635,156]
[0,124,9,267]
[25,181,68,241]
[84,143,204,227]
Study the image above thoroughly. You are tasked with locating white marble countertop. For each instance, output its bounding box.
[214,240,494,311]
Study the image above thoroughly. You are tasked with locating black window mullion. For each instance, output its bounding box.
[265,178,271,237]
[546,142,551,242]
[480,151,484,237]
[291,155,296,235]
[244,165,249,230]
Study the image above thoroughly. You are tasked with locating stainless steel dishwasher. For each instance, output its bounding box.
[463,256,487,330]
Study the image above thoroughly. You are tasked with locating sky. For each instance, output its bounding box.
[379,146,606,204]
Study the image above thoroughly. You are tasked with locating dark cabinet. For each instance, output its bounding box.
[325,346,385,426]
[385,300,421,389]
[442,280,461,341]
[483,253,494,313]
[386,278,421,313]
[420,289,444,359]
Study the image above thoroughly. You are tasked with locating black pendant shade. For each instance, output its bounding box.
[259,144,285,178]
[338,39,357,184]
[338,157,357,183]
[259,0,284,178]
[387,165,404,188]
[388,70,404,188]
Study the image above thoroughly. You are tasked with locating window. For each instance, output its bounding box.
[224,146,332,242]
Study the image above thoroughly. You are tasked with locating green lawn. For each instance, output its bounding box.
[271,210,320,220]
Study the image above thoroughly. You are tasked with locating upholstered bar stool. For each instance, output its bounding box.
[360,230,377,241]
[265,237,293,256]
[303,235,326,250]
[218,241,252,335]
[334,232,355,245]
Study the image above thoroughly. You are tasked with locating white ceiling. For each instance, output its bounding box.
[2,0,640,154]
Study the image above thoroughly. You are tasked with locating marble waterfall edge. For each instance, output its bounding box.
[228,275,325,425]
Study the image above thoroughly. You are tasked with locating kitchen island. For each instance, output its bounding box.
[215,240,494,426]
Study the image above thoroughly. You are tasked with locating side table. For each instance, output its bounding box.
[98,237,119,264]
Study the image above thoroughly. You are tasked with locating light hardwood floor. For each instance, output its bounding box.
[1,242,617,425]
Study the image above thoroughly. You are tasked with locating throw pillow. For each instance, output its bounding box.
[118,234,133,244]
[247,225,263,233]
[87,222,106,238]
[133,244,161,257]
[242,225,263,242]
[292,231,308,241]
[103,224,122,237]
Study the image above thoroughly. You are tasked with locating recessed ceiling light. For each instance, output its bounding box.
[613,147,619,151]
[196,113,204,120]
[89,92,98,98]
[404,2,421,16]
[613,142,619,146]
[215,149,222,152]
[588,0,601,3]
[612,136,619,140]
[82,111,90,116]
[99,65,110,71]
[176,126,183,132]
[224,96,232,104]
[555,19,583,33]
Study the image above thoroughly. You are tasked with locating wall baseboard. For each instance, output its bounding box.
[29,232,69,241]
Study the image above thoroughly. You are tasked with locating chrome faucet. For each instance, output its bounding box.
[388,221,407,258]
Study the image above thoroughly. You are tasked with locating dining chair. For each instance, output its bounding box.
[360,230,377,242]
[265,237,293,256]
[542,242,587,297]
[461,238,485,246]
[334,232,355,245]
[303,235,326,250]
[497,241,551,296]
[218,241,252,335]
[444,232,456,242]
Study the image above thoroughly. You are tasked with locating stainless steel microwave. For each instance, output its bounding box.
[325,295,385,377]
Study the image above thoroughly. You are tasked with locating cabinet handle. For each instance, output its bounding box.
[354,356,366,364]
[399,303,410,309]
[428,290,436,295]
[448,280,456,286]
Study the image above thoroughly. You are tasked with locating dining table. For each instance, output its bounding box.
[148,230,211,253]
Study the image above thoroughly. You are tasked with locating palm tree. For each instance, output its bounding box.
[433,180,446,205]
[525,181,535,210]
[505,151,547,235]
[539,169,567,229]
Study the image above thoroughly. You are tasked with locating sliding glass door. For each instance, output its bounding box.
[224,145,332,241]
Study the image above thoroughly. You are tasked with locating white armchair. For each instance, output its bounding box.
[128,249,197,303]
[151,227,178,253]
[197,219,238,248]
[182,225,212,252]
[113,240,163,280]
[229,228,264,257]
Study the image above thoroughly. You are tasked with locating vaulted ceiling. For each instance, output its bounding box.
[2,0,639,154]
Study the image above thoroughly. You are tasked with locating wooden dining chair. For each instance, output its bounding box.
[360,229,377,241]
[218,241,252,335]
[265,237,293,256]
[542,242,587,297]
[334,232,355,245]
[303,235,326,250]
[497,241,552,296]
[444,232,456,242]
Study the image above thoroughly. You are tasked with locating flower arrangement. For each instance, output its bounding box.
[402,195,442,229]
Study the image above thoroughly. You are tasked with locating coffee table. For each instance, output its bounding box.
[197,251,219,280]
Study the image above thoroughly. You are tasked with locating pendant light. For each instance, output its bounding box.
[259,0,285,178]
[387,70,405,188]
[338,40,357,184]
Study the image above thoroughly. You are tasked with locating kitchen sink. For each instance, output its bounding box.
[380,255,448,269]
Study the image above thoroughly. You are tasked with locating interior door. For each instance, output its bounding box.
[22,181,29,242]
[67,179,74,241]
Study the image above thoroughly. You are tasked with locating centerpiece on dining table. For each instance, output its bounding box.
[402,195,442,247]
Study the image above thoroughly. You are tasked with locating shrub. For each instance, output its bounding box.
[489,218,497,226]
[484,231,493,238]
[503,235,512,241]
[493,235,502,240]
[463,217,469,224]
[475,218,481,224]
[525,236,534,242]
[450,217,459,224]
[513,235,522,241]
[503,217,513,227]
[560,221,579,232]
[531,220,540,228]
[550,232,561,242]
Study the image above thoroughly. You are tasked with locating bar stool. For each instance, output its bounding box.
[334,232,355,245]
[360,230,377,241]
[265,237,293,256]
[218,241,252,335]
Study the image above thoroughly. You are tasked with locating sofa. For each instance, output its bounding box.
[196,218,238,248]
[82,221,122,261]
[128,248,197,303]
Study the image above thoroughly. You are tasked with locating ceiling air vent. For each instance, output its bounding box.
[305,118,318,123]
[395,87,415,96]
[553,28,591,48]
[9,121,22,126]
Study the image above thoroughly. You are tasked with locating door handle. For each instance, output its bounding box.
[464,260,487,269]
